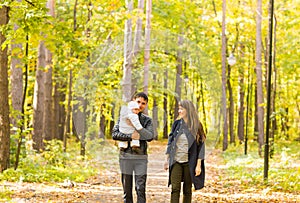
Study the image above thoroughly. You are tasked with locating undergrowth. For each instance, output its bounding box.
[221,140,300,193]
[0,139,117,183]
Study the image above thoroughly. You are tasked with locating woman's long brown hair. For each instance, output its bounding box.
[179,100,206,143]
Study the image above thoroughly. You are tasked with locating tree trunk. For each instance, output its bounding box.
[64,69,72,152]
[99,104,106,140]
[43,0,55,142]
[43,48,53,141]
[133,0,144,57]
[174,34,183,119]
[270,16,277,157]
[163,69,168,139]
[143,0,151,97]
[10,23,23,134]
[227,65,235,144]
[152,72,158,139]
[33,42,46,151]
[152,97,158,140]
[131,0,144,94]
[237,45,245,143]
[245,63,253,154]
[53,83,66,141]
[256,0,265,156]
[221,0,228,151]
[0,5,10,172]
[64,0,78,151]
[123,0,133,102]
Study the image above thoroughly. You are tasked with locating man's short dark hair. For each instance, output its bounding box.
[133,92,148,103]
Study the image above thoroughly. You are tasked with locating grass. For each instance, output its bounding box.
[0,138,121,201]
[0,139,118,184]
[221,140,300,193]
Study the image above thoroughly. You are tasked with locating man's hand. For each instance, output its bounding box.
[131,130,140,140]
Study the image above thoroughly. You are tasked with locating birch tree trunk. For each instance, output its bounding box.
[0,5,10,172]
[132,0,144,94]
[174,34,183,119]
[222,0,228,151]
[256,0,265,156]
[143,0,151,97]
[123,0,133,102]
[133,0,144,57]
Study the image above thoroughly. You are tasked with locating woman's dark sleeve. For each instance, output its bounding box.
[166,120,178,154]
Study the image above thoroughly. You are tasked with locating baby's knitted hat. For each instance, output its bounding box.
[128,101,139,110]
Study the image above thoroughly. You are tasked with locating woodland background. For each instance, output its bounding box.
[0,0,299,201]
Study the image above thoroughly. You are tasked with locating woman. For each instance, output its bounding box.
[164,100,206,203]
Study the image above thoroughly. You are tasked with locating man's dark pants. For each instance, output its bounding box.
[120,158,147,203]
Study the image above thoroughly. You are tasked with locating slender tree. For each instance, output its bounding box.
[143,0,152,97]
[237,44,246,143]
[163,68,168,139]
[222,0,228,151]
[0,5,10,172]
[133,0,144,57]
[132,0,144,94]
[32,41,46,151]
[43,0,55,141]
[255,0,265,156]
[10,4,23,135]
[123,0,133,102]
[174,34,183,119]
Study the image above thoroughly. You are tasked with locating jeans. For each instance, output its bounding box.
[170,162,192,203]
[120,158,148,203]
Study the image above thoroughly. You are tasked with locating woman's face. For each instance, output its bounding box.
[178,105,187,119]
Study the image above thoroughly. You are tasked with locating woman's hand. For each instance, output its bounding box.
[164,155,169,171]
[195,159,202,176]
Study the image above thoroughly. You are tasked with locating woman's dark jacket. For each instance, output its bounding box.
[166,119,205,190]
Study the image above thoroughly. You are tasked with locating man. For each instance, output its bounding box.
[112,92,154,203]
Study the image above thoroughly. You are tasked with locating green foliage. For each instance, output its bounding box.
[0,186,13,201]
[222,141,300,193]
[0,139,100,183]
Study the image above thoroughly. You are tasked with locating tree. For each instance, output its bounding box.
[0,5,10,172]
[122,0,133,102]
[256,0,265,156]
[10,0,23,136]
[143,0,151,96]
[221,0,228,151]
[32,42,46,151]
[43,0,55,142]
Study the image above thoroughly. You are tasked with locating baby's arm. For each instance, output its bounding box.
[128,114,143,131]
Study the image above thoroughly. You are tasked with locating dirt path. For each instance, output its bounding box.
[1,141,299,202]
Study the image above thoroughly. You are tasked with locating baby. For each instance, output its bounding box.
[118,101,143,149]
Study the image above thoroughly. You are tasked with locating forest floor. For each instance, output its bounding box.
[1,140,299,203]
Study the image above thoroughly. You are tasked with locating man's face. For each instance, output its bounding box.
[135,97,147,113]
